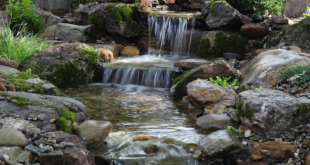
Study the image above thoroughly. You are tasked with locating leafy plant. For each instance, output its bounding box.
[280,65,310,87]
[6,0,46,34]
[208,76,239,88]
[0,24,50,64]
[223,0,291,16]
[303,6,310,17]
[227,126,244,138]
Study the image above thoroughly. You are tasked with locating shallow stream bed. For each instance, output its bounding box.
[63,83,206,165]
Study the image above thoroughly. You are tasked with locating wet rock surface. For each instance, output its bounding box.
[174,58,211,70]
[196,114,237,131]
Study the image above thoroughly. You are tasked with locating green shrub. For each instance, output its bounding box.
[222,0,290,16]
[280,64,310,87]
[0,24,50,64]
[6,0,46,34]
[208,76,239,88]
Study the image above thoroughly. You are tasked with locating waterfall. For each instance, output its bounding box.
[148,14,196,55]
[102,67,174,88]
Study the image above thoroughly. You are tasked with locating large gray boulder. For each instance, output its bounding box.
[237,89,310,136]
[55,23,92,43]
[33,7,63,27]
[266,17,310,52]
[187,80,236,113]
[240,49,310,90]
[283,0,310,18]
[22,43,100,88]
[0,91,90,131]
[0,128,29,148]
[75,120,112,149]
[205,1,250,30]
[198,129,243,157]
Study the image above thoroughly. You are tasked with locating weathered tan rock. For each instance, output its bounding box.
[159,0,174,3]
[240,24,269,38]
[187,80,236,112]
[120,46,140,56]
[0,58,19,69]
[138,0,153,13]
[248,141,297,160]
[253,49,270,56]
[75,120,112,149]
[305,152,310,165]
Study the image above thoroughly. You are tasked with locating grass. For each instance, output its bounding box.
[0,24,50,64]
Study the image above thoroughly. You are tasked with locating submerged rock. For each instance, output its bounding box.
[240,49,310,89]
[75,120,112,149]
[21,43,101,88]
[187,80,236,113]
[238,89,310,135]
[198,129,243,157]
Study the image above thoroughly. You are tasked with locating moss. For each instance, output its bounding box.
[173,70,191,91]
[106,3,138,27]
[55,108,75,133]
[297,103,308,116]
[197,32,248,59]
[10,95,43,106]
[55,117,74,134]
[0,91,8,97]
[236,99,253,119]
[88,15,106,29]
[45,104,58,110]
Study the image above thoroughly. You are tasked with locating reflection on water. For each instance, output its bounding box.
[63,83,206,165]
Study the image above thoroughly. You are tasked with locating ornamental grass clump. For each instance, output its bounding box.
[280,64,310,87]
[0,24,50,64]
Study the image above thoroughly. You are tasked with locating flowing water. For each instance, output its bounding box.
[63,84,205,165]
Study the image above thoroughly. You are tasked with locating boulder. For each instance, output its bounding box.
[136,36,158,52]
[205,1,251,30]
[32,7,63,27]
[88,43,123,58]
[0,91,90,131]
[0,147,33,163]
[187,80,236,113]
[196,114,236,131]
[21,43,100,88]
[74,3,104,24]
[120,46,140,56]
[35,0,70,11]
[240,24,269,38]
[271,16,288,24]
[266,17,310,52]
[0,128,29,148]
[89,3,141,38]
[38,25,57,39]
[237,89,310,135]
[55,23,92,43]
[198,129,243,157]
[63,147,95,165]
[197,31,248,59]
[172,60,237,100]
[283,0,310,18]
[39,150,64,165]
[75,120,112,149]
[248,141,297,160]
[240,49,310,89]
[0,58,19,69]
[138,0,153,13]
[174,59,211,70]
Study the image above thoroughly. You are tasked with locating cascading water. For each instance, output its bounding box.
[148,11,196,55]
[102,11,197,88]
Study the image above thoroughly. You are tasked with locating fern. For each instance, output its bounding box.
[208,76,239,88]
[280,65,310,87]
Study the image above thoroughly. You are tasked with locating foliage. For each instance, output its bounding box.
[208,76,239,88]
[227,126,244,138]
[6,0,46,34]
[223,0,290,16]
[106,3,139,27]
[173,70,191,90]
[0,24,50,64]
[280,64,310,87]
[303,6,310,17]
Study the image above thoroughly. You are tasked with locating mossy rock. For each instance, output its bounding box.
[5,72,64,96]
[197,31,248,59]
[21,43,101,88]
[265,17,310,52]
